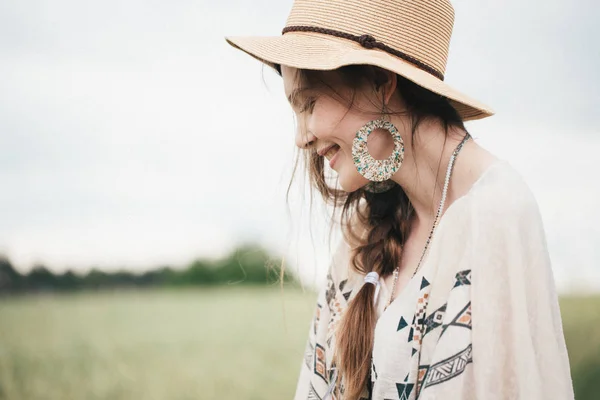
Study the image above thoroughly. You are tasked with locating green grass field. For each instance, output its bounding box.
[0,287,598,399]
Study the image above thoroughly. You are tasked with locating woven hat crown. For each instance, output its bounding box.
[224,0,494,121]
[284,0,455,81]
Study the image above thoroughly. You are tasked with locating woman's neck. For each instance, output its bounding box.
[389,119,498,227]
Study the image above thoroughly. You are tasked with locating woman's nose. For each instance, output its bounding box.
[295,129,316,149]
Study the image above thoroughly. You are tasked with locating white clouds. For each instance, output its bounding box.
[0,0,598,293]
[449,0,600,129]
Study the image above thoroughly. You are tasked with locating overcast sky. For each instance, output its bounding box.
[0,0,598,293]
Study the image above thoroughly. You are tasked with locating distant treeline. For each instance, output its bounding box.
[0,243,298,295]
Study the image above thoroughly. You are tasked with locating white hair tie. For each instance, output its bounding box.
[364,271,381,306]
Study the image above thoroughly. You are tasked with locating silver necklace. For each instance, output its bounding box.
[384,132,471,311]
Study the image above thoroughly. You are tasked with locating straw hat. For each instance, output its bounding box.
[225,0,494,121]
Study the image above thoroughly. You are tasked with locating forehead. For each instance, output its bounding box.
[281,65,300,97]
[280,66,355,107]
[281,65,312,107]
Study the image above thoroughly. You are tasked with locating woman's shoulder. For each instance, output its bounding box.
[455,159,553,260]
[468,159,542,221]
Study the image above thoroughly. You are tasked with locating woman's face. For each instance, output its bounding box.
[281,65,398,192]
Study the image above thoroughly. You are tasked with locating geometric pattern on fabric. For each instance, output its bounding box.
[327,297,344,339]
[412,263,474,399]
[325,272,336,310]
[397,316,408,331]
[328,366,337,384]
[339,278,353,301]
[454,303,472,328]
[405,274,435,399]
[410,290,430,347]
[417,364,430,396]
[421,343,473,390]
[371,359,378,380]
[327,367,341,400]
[375,265,473,399]
[453,269,472,288]
[308,382,322,400]
[423,303,447,336]
[293,241,363,400]
[326,275,345,342]
[314,342,327,383]
[394,382,414,400]
[441,302,472,337]
[314,303,322,335]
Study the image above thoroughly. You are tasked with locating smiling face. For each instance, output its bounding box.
[281,65,402,192]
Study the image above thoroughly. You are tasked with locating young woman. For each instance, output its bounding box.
[226,1,574,399]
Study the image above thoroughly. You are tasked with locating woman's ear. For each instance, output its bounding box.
[378,70,397,106]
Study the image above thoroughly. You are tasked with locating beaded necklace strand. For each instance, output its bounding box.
[384,132,471,310]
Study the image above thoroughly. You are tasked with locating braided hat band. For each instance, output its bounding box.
[281,26,445,81]
[225,0,494,121]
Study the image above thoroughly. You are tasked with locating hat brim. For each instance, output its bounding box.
[225,31,494,121]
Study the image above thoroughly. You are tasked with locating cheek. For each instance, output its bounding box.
[308,101,378,192]
[310,104,360,148]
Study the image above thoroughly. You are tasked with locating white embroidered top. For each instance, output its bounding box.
[293,159,575,400]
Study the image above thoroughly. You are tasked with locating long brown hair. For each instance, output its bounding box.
[274,63,467,399]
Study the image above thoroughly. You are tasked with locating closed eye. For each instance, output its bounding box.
[300,97,316,113]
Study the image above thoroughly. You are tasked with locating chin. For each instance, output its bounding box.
[336,168,369,193]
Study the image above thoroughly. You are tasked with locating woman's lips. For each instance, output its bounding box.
[324,145,339,160]
[327,146,341,168]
